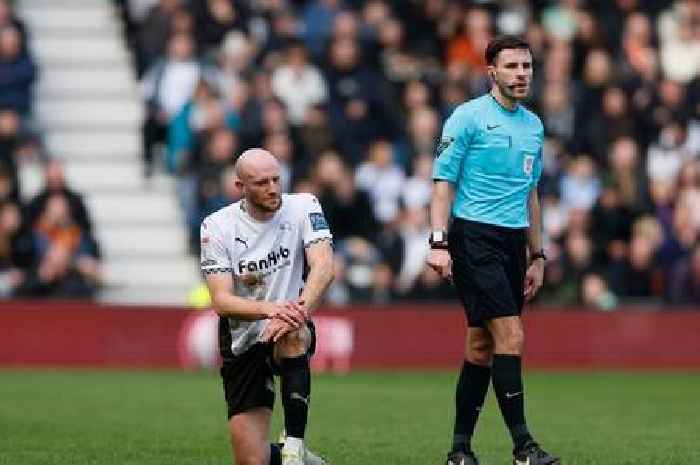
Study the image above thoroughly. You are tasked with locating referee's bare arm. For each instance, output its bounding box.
[427,180,455,279]
[299,239,335,313]
[526,188,543,256]
[524,188,545,301]
[205,273,305,325]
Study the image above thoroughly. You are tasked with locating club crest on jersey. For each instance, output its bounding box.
[523,155,535,176]
[436,136,454,158]
[309,212,329,231]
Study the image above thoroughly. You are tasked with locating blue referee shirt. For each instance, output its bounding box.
[433,93,544,228]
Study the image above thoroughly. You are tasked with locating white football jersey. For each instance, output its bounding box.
[200,193,333,357]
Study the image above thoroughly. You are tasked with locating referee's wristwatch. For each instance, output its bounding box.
[531,249,547,261]
[429,230,449,250]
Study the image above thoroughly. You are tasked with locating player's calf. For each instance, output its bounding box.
[273,325,313,465]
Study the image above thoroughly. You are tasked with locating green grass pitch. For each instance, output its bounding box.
[1,369,698,465]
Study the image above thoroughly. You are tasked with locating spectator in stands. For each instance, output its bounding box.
[0,25,37,117]
[0,0,27,50]
[166,78,239,174]
[141,32,201,178]
[111,0,700,305]
[136,0,180,76]
[559,155,601,212]
[590,183,634,265]
[647,119,694,183]
[271,41,328,127]
[0,200,27,296]
[25,159,100,259]
[605,137,652,215]
[0,109,20,198]
[316,151,379,242]
[324,37,398,164]
[668,241,700,304]
[355,139,405,225]
[192,0,247,56]
[192,127,237,250]
[19,193,102,298]
[401,153,432,210]
[608,221,663,301]
[580,273,618,310]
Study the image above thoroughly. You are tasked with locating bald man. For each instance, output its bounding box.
[201,149,334,465]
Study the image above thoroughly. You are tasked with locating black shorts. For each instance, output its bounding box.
[448,218,527,327]
[220,320,316,419]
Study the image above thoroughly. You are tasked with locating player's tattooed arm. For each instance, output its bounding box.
[205,273,305,324]
[299,238,334,313]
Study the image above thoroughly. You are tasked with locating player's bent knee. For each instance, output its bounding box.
[275,326,310,357]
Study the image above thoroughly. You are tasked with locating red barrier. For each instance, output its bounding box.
[1,301,699,370]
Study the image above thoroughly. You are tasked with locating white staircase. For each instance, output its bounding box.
[19,0,200,305]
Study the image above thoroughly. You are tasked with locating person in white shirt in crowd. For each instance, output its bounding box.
[272,41,328,127]
[141,32,200,178]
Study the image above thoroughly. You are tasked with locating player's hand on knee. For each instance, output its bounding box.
[264,301,307,327]
[427,249,452,280]
[260,318,294,343]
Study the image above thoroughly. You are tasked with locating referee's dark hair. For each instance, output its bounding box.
[485,35,531,65]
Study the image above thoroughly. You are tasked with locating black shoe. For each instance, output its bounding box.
[513,441,560,465]
[446,450,479,465]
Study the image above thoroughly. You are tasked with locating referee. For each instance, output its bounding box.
[427,36,560,465]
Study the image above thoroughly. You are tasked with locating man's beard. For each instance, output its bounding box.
[498,81,529,101]
[248,195,281,213]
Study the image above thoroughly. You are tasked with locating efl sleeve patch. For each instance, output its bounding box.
[309,212,329,231]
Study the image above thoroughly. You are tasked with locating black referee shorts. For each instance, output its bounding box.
[448,218,528,328]
[220,320,316,419]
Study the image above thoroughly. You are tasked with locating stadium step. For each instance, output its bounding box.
[18,0,201,305]
[21,5,119,35]
[98,224,190,258]
[38,68,136,99]
[30,36,130,64]
[63,160,174,192]
[45,130,140,161]
[37,99,143,129]
[86,192,182,226]
[104,256,200,288]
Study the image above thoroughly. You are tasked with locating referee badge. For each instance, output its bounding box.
[523,155,535,176]
[436,136,454,158]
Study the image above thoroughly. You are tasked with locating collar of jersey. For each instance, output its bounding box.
[488,92,520,114]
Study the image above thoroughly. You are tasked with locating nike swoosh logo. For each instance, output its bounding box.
[505,391,522,399]
[291,392,309,405]
[486,124,501,130]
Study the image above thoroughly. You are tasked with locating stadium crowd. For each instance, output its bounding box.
[3,0,698,306]
[113,0,700,307]
[0,0,103,299]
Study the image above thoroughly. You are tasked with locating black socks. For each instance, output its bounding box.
[269,443,281,465]
[279,354,311,439]
[452,361,491,453]
[492,354,533,450]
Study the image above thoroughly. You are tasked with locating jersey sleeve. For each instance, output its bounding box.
[432,107,473,183]
[200,216,232,275]
[532,120,545,184]
[300,194,333,247]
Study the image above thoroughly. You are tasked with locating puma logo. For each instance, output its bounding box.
[290,392,309,405]
[235,237,248,248]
